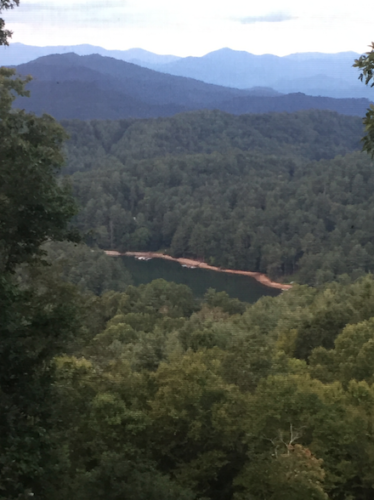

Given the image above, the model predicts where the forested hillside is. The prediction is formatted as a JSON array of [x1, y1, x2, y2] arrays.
[[50, 275, 374, 500], [62, 109, 363, 172], [60, 109, 374, 285]]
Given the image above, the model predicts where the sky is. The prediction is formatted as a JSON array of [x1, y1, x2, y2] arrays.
[[2, 0, 374, 57]]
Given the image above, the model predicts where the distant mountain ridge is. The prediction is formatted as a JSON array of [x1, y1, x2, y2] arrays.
[[0, 42, 181, 66], [2, 43, 371, 99], [150, 48, 370, 99], [13, 53, 251, 119], [12, 53, 373, 120]]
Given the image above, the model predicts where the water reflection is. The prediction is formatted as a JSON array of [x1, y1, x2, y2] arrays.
[[122, 256, 281, 304]]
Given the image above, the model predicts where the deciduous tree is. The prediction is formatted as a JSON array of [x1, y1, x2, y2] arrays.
[[0, 66, 80, 498]]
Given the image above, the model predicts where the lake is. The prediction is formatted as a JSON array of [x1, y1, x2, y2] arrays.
[[122, 256, 281, 303]]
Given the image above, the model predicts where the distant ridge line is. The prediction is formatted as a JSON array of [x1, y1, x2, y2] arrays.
[[10, 53, 372, 120]]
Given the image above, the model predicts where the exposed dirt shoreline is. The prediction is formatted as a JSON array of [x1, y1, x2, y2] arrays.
[[104, 250, 292, 291]]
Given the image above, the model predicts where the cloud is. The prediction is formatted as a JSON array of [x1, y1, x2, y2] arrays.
[[2, 0, 140, 26], [10, 0, 126, 10], [240, 12, 296, 24], [3, 0, 181, 29]]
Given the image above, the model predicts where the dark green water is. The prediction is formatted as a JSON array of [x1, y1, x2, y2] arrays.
[[122, 256, 281, 304]]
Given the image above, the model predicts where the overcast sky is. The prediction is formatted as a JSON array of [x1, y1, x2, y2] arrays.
[[2, 0, 373, 56]]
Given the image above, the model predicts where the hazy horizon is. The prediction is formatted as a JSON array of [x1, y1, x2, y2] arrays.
[[0, 41, 362, 60], [2, 1, 372, 58]]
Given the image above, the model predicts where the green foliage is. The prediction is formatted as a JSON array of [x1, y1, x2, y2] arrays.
[[354, 43, 374, 88], [354, 43, 374, 158], [294, 276, 374, 359], [235, 444, 328, 500], [60, 109, 374, 285], [0, 68, 79, 273], [52, 275, 374, 499], [12, 273, 371, 500], [204, 289, 246, 315], [72, 149, 374, 284], [0, 268, 83, 498], [0, 0, 19, 46], [52, 355, 197, 500], [147, 350, 249, 500], [0, 67, 80, 498], [88, 279, 197, 370], [62, 110, 363, 173], [43, 241, 132, 295], [310, 318, 374, 387]]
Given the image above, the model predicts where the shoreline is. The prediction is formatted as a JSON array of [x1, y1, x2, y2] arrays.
[[104, 250, 292, 291]]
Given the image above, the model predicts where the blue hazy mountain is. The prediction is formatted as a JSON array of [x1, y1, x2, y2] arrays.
[[147, 48, 371, 99], [0, 42, 181, 66], [2, 44, 370, 99], [12, 53, 372, 120], [12, 53, 253, 119]]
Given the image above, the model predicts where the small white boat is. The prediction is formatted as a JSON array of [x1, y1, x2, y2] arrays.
[[135, 256, 152, 261]]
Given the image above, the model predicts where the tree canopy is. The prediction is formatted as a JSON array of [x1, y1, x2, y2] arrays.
[[0, 68, 79, 273], [55, 109, 374, 286], [0, 63, 80, 498], [46, 274, 374, 500]]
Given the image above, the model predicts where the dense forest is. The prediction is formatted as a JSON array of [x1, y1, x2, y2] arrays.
[[47, 275, 374, 500], [9, 238, 374, 500], [59, 109, 374, 285]]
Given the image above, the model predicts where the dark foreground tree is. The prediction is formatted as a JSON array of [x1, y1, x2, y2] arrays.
[[0, 0, 19, 46], [354, 42, 374, 157], [0, 68, 80, 499], [0, 68, 78, 273]]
